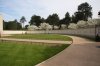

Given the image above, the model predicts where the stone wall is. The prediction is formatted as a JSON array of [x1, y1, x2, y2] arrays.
[[3, 27, 100, 39], [0, 15, 3, 33], [49, 28, 96, 39], [27, 27, 96, 39], [3, 30, 27, 34], [3, 27, 97, 39]]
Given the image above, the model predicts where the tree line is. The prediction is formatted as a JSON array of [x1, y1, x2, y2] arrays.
[[3, 2, 93, 30]]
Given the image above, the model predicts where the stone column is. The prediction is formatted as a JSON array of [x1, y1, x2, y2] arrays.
[[0, 15, 3, 36]]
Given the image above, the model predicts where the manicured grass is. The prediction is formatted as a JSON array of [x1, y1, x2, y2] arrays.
[[4, 34, 72, 41], [0, 41, 70, 66]]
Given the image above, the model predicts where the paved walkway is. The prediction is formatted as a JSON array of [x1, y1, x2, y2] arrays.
[[0, 38, 72, 44], [66, 35, 96, 44], [36, 36, 100, 66]]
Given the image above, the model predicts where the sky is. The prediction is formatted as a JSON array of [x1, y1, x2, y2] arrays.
[[0, 0, 100, 25]]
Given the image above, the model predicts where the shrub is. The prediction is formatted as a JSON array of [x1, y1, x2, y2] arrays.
[[77, 20, 88, 28], [87, 19, 100, 26], [28, 25, 38, 31], [39, 23, 52, 30], [54, 26, 59, 30], [61, 24, 67, 29], [68, 23, 78, 29]]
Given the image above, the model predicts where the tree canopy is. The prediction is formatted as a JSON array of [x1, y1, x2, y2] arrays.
[[20, 16, 26, 28], [3, 2, 93, 30], [46, 13, 59, 29], [29, 15, 44, 26], [77, 2, 92, 21], [3, 20, 22, 30]]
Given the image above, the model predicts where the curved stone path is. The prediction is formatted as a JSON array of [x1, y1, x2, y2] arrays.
[[36, 35, 100, 66]]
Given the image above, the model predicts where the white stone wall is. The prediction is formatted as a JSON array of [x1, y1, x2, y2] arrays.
[[3, 30, 27, 34], [26, 27, 96, 39], [48, 28, 96, 39], [3, 28, 96, 39], [0, 15, 3, 33]]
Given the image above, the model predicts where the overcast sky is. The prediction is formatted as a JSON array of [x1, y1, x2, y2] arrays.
[[0, 0, 100, 24]]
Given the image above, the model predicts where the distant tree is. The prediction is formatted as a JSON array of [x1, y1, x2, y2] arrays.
[[20, 16, 26, 29], [78, 2, 92, 21], [3, 20, 22, 30], [46, 15, 52, 24], [98, 11, 100, 18], [25, 25, 29, 30], [29, 15, 43, 26], [98, 11, 100, 15], [46, 13, 59, 29], [59, 12, 71, 28], [7, 21, 17, 30], [41, 18, 45, 22], [71, 15, 77, 23], [16, 22, 22, 30], [64, 12, 71, 27], [74, 11, 84, 22], [58, 19, 65, 29], [3, 20, 8, 30], [14, 19, 22, 30]]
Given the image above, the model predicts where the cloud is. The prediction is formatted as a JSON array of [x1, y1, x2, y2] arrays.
[[0, 0, 100, 22], [0, 12, 15, 21]]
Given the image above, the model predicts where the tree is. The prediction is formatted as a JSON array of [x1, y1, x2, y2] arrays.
[[64, 12, 71, 27], [98, 11, 100, 15], [98, 11, 100, 18], [71, 15, 77, 23], [58, 12, 71, 28], [29, 15, 43, 26], [3, 20, 22, 30], [14, 19, 22, 30], [20, 16, 26, 29], [58, 19, 64, 29], [46, 13, 59, 29], [25, 25, 29, 30], [78, 2, 92, 21], [74, 11, 84, 22], [3, 20, 8, 30]]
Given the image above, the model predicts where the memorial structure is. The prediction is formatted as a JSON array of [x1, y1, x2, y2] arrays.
[[0, 15, 3, 36]]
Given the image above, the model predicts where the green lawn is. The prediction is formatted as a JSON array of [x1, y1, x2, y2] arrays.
[[4, 34, 72, 41], [0, 41, 70, 66]]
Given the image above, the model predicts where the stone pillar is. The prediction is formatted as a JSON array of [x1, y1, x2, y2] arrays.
[[0, 15, 3, 36]]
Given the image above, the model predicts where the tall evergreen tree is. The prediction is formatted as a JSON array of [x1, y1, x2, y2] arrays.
[[59, 12, 71, 28], [64, 12, 71, 25], [20, 16, 26, 28]]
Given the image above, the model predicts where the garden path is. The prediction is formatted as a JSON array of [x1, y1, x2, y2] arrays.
[[36, 35, 100, 66]]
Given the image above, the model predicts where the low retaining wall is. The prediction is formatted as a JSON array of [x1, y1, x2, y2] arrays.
[[2, 27, 98, 40], [3, 30, 27, 34], [28, 27, 97, 40], [49, 28, 96, 39]]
